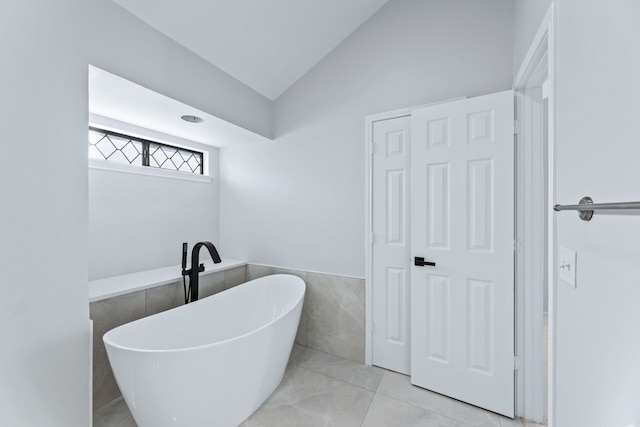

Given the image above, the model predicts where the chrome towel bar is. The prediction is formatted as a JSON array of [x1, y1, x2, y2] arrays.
[[553, 196, 640, 221]]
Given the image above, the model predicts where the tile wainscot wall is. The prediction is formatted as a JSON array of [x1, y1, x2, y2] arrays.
[[90, 264, 365, 412]]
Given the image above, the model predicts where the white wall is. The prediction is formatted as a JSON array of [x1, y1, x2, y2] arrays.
[[0, 3, 90, 425], [86, 4, 273, 140], [554, 1, 640, 425], [0, 1, 270, 425], [220, 0, 514, 278], [514, 0, 553, 76], [88, 124, 220, 280]]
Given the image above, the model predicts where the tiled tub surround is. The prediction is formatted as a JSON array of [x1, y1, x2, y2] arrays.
[[90, 263, 366, 412], [248, 265, 366, 363], [88, 259, 247, 302]]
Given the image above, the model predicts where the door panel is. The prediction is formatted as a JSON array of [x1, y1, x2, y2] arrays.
[[426, 163, 450, 249], [371, 116, 411, 374], [425, 273, 450, 364], [410, 91, 515, 417]]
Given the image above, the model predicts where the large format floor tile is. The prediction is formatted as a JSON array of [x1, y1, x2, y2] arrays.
[[240, 365, 373, 427], [362, 393, 470, 427], [93, 346, 528, 427], [93, 398, 136, 427], [291, 346, 385, 392], [376, 371, 518, 427]]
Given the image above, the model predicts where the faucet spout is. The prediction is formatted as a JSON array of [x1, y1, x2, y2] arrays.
[[183, 241, 222, 303], [192, 241, 222, 265]]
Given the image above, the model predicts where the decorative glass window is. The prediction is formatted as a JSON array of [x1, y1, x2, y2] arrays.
[[88, 127, 204, 175]]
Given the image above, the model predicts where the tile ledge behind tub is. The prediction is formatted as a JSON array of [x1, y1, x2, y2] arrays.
[[89, 258, 247, 302]]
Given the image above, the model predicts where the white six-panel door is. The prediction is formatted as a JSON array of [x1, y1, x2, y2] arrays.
[[371, 116, 412, 374], [409, 91, 514, 417]]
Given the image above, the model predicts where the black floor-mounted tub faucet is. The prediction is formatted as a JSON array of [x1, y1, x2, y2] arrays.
[[181, 241, 222, 303]]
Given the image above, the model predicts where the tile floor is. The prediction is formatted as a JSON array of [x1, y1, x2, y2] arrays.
[[94, 345, 527, 427]]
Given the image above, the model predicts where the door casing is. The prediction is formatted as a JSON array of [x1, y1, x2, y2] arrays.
[[512, 3, 555, 423]]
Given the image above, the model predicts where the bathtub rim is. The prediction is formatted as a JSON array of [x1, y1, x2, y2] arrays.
[[103, 273, 305, 354]]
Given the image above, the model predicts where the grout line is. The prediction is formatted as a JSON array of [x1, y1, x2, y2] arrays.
[[248, 262, 365, 280], [93, 396, 125, 417], [359, 390, 376, 427], [289, 345, 383, 393]]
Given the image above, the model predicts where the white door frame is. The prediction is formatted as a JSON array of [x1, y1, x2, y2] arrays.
[[513, 3, 555, 424], [365, 4, 556, 422]]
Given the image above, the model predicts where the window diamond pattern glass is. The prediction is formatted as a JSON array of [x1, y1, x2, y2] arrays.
[[88, 127, 203, 175], [89, 129, 143, 166], [95, 135, 116, 159], [147, 143, 203, 173]]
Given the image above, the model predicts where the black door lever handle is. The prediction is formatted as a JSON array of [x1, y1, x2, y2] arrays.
[[414, 257, 436, 267]]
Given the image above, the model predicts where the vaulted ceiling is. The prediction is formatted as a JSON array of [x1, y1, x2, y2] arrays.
[[112, 0, 389, 100]]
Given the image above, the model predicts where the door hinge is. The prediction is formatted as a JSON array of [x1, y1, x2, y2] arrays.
[[514, 119, 521, 135], [515, 239, 523, 252], [370, 321, 376, 333], [514, 355, 524, 371]]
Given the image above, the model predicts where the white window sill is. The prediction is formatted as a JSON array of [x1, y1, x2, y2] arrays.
[[89, 258, 247, 302], [89, 158, 213, 183]]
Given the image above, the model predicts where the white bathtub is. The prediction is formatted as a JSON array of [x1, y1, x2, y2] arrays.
[[103, 274, 305, 427]]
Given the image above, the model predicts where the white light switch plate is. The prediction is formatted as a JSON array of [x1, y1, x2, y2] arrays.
[[559, 247, 577, 288]]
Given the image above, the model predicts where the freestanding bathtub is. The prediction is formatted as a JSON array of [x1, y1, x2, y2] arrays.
[[103, 274, 305, 427]]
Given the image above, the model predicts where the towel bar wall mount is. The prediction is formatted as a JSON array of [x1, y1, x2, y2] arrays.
[[553, 196, 640, 221]]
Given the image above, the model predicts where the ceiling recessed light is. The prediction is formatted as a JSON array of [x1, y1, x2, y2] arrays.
[[181, 115, 204, 123]]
